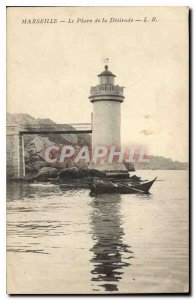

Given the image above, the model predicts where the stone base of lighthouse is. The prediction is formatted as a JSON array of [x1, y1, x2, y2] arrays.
[[89, 161, 130, 178]]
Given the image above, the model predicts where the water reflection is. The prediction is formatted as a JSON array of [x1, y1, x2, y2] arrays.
[[135, 193, 152, 200], [7, 182, 61, 201], [90, 194, 133, 292]]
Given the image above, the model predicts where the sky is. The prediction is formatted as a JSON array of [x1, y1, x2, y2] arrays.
[[7, 7, 189, 162]]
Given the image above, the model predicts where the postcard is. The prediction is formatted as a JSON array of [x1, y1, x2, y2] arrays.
[[6, 6, 189, 294]]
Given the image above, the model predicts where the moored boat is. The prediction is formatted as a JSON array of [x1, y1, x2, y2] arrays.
[[90, 177, 157, 195]]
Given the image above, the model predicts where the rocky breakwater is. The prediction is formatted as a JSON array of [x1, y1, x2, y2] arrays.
[[33, 166, 106, 188]]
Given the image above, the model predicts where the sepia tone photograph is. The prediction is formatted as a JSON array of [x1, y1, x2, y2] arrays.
[[6, 6, 189, 294]]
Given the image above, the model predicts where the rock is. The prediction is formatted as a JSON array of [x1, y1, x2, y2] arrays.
[[33, 161, 48, 171], [27, 136, 55, 157], [35, 167, 59, 179], [123, 161, 135, 171], [59, 167, 106, 179], [87, 169, 106, 178], [130, 175, 141, 182], [59, 167, 80, 179]]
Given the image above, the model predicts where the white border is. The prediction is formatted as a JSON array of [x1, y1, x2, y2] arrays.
[[0, 0, 193, 299], [0, 0, 6, 298], [1, 0, 194, 6]]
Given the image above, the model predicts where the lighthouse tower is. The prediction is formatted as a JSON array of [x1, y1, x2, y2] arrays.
[[89, 65, 128, 176]]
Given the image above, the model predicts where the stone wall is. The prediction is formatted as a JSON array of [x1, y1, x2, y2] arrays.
[[7, 127, 25, 178]]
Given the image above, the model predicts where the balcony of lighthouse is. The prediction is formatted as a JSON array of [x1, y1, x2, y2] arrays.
[[90, 84, 124, 97]]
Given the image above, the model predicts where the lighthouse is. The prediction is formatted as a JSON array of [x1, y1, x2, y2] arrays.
[[89, 65, 128, 177]]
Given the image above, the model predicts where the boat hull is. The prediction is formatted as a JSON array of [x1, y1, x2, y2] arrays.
[[90, 177, 157, 195]]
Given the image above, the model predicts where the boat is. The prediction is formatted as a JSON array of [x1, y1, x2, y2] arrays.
[[90, 177, 157, 195]]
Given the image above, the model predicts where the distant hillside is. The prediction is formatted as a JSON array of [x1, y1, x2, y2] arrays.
[[7, 113, 38, 126], [134, 155, 188, 170]]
